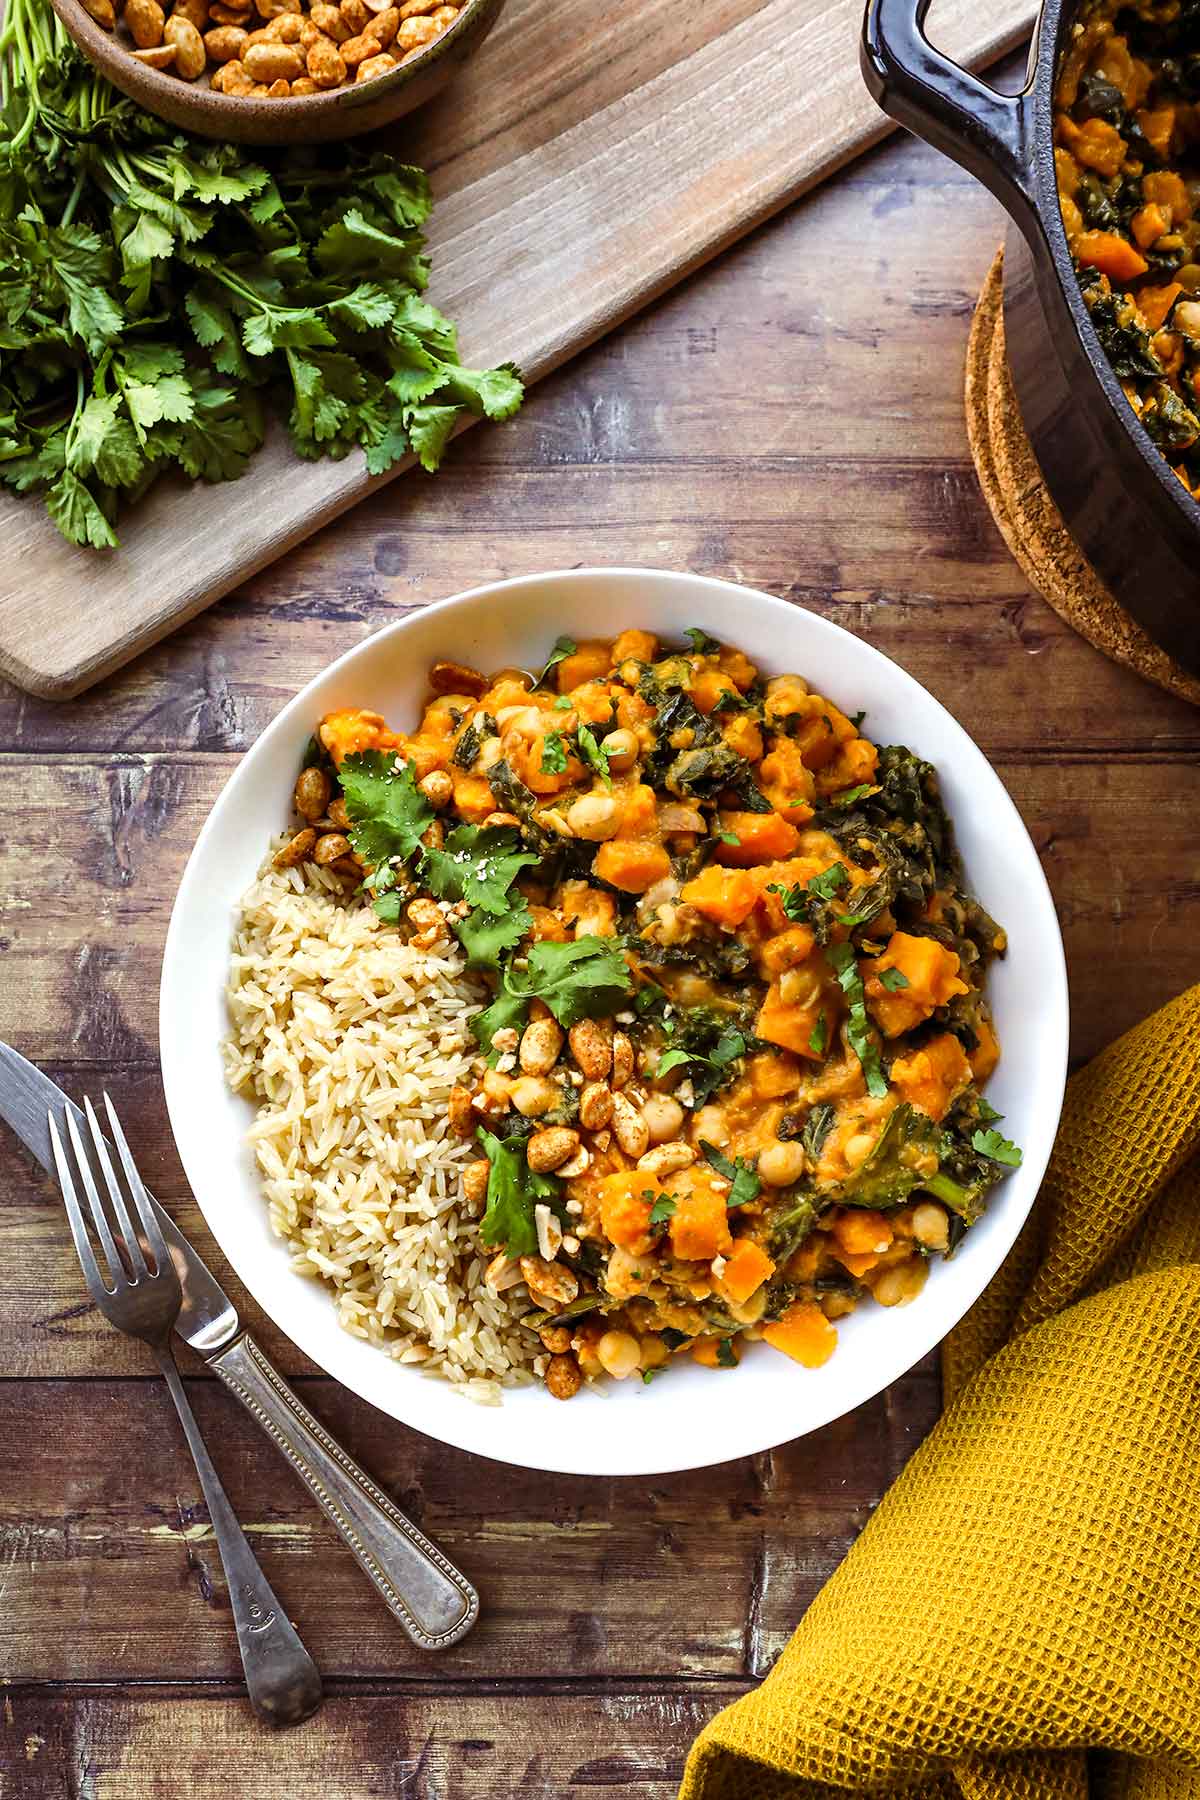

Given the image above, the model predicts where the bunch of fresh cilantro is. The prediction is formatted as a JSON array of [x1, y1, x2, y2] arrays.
[[0, 0, 523, 548]]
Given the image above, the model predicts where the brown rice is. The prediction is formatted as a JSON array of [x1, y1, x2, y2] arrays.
[[222, 852, 537, 1405]]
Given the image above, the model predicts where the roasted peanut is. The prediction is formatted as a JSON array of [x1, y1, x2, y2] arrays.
[[568, 1018, 612, 1081], [264, 12, 302, 37], [293, 764, 331, 820], [243, 38, 303, 75], [273, 828, 316, 868], [309, 0, 350, 31], [398, 40, 426, 62], [365, 2, 397, 40], [126, 0, 165, 47], [79, 0, 116, 26], [132, 40, 177, 63], [611, 1030, 634, 1091], [406, 896, 447, 948], [637, 1141, 695, 1178], [545, 1353, 582, 1400], [312, 832, 352, 866], [520, 1256, 579, 1307], [538, 1325, 572, 1355], [210, 52, 251, 83], [164, 14, 207, 74], [485, 1251, 522, 1293], [578, 1081, 614, 1131], [398, 0, 436, 13], [519, 1017, 564, 1077], [255, 0, 301, 15], [329, 856, 361, 878], [461, 1159, 490, 1206], [356, 45, 394, 73], [204, 22, 248, 56], [526, 1127, 581, 1174], [611, 1092, 650, 1159], [340, 0, 369, 27], [209, 1, 251, 21], [447, 1084, 474, 1137], [397, 11, 437, 46], [172, 0, 211, 28]]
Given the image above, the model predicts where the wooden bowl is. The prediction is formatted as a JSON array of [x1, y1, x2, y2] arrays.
[[50, 0, 504, 143]]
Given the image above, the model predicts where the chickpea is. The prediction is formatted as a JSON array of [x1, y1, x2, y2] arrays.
[[638, 1334, 669, 1370], [778, 965, 821, 1008], [596, 1329, 641, 1380], [417, 771, 452, 812], [871, 1258, 929, 1308], [758, 1139, 807, 1187], [600, 727, 639, 772], [844, 1132, 877, 1169], [509, 1075, 559, 1118], [566, 794, 622, 841], [691, 1104, 729, 1147], [545, 1353, 582, 1400], [641, 1093, 684, 1144], [911, 1201, 950, 1252]]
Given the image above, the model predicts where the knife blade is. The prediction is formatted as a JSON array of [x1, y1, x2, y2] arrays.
[[0, 1039, 480, 1649], [0, 1042, 239, 1354]]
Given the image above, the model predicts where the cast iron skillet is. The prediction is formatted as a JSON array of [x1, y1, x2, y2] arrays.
[[861, 0, 1200, 680]]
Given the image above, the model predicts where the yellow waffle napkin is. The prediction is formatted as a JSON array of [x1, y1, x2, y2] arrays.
[[680, 986, 1200, 1800]]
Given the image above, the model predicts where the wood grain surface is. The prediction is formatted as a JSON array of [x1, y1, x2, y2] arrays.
[[4, 64, 1200, 1800], [0, 0, 1035, 699]]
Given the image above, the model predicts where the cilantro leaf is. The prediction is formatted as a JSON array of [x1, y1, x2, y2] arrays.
[[505, 937, 633, 1027], [977, 1096, 1002, 1124], [699, 1141, 761, 1208], [576, 724, 612, 788], [477, 1127, 557, 1257], [407, 401, 460, 473], [540, 731, 568, 775], [655, 1030, 746, 1093], [808, 863, 850, 901], [423, 824, 538, 915], [715, 1338, 738, 1368], [879, 968, 910, 992], [808, 1012, 829, 1056], [455, 903, 531, 971], [825, 943, 888, 1099], [534, 636, 576, 689], [340, 752, 433, 870], [649, 1193, 677, 1226], [971, 1128, 1023, 1167], [472, 988, 529, 1058], [45, 470, 118, 549]]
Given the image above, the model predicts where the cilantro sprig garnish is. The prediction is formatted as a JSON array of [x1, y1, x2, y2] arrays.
[[699, 1142, 761, 1209], [825, 943, 888, 1098], [476, 1127, 558, 1258], [534, 636, 577, 689], [504, 938, 634, 1028], [0, 0, 523, 548], [971, 1128, 1023, 1168], [341, 753, 433, 871], [655, 1029, 746, 1100], [575, 724, 613, 789], [540, 732, 569, 775]]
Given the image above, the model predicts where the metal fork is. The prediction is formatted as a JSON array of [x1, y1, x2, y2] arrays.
[[49, 1094, 323, 1728]]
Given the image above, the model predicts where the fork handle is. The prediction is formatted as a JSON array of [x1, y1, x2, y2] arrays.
[[154, 1348, 323, 1727], [208, 1332, 478, 1651]]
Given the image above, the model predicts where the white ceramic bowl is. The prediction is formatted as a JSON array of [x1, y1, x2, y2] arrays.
[[161, 568, 1069, 1477]]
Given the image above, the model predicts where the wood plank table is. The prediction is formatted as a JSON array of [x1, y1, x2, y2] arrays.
[[4, 70, 1200, 1796]]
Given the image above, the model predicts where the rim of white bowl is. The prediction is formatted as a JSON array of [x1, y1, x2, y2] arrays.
[[160, 567, 1069, 1476]]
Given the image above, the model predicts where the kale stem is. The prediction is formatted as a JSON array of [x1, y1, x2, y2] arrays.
[[924, 1171, 972, 1216]]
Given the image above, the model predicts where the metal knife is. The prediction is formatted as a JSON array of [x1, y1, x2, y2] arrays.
[[0, 1042, 478, 1652]]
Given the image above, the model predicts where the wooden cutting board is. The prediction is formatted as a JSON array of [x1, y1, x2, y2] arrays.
[[0, 0, 1032, 698]]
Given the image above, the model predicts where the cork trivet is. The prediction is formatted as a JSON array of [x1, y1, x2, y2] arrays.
[[964, 247, 1200, 707]]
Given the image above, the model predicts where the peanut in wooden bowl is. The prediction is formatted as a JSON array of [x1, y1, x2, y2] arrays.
[[49, 0, 504, 143]]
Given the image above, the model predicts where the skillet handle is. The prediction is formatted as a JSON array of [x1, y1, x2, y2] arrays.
[[860, 0, 1038, 223]]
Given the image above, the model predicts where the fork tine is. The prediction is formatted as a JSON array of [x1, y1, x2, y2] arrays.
[[48, 1111, 110, 1301], [104, 1092, 169, 1276], [84, 1095, 147, 1278], [64, 1106, 125, 1285]]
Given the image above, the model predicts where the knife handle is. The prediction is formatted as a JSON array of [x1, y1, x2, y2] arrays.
[[209, 1332, 478, 1651]]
